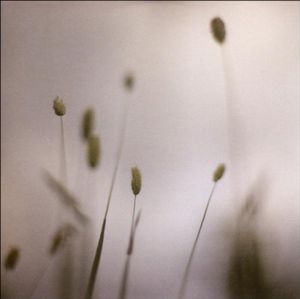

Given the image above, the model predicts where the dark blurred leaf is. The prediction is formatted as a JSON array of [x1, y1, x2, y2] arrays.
[[43, 171, 89, 225], [4, 247, 20, 270], [49, 223, 77, 255]]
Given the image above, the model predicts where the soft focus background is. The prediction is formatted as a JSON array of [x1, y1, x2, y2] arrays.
[[1, 1, 299, 299]]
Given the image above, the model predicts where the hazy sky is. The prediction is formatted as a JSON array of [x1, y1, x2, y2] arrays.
[[1, 2, 299, 299]]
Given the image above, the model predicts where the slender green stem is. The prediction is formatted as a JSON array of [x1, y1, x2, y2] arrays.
[[60, 116, 68, 186], [221, 48, 240, 198], [85, 218, 106, 299], [119, 195, 139, 299], [127, 195, 137, 255], [177, 182, 217, 299], [118, 255, 131, 299]]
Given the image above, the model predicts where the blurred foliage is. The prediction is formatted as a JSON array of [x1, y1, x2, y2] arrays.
[[227, 189, 297, 299], [4, 247, 20, 271]]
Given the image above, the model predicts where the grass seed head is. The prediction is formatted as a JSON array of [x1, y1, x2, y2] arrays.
[[53, 96, 66, 116], [211, 17, 226, 44], [213, 163, 226, 182], [124, 73, 135, 91], [82, 108, 95, 140], [88, 135, 100, 168], [131, 167, 142, 195]]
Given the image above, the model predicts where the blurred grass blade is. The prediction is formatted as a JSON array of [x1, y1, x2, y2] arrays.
[[44, 171, 88, 225], [49, 223, 77, 255], [85, 217, 106, 299], [4, 247, 20, 270]]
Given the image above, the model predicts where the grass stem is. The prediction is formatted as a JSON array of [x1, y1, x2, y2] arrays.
[[177, 182, 217, 299], [60, 116, 68, 186], [119, 199, 141, 299]]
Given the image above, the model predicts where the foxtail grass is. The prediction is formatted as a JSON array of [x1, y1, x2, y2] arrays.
[[53, 96, 68, 185], [118, 167, 142, 299], [211, 17, 242, 197], [177, 164, 226, 299]]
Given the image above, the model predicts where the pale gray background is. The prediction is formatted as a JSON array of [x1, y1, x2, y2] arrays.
[[1, 1, 299, 299]]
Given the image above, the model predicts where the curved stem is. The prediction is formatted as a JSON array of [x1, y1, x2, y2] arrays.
[[177, 182, 217, 299]]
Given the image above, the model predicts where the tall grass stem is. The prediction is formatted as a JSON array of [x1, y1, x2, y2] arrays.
[[60, 117, 68, 186], [177, 182, 217, 299]]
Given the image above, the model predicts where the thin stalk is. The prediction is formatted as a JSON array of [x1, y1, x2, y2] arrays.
[[131, 195, 137, 233], [127, 195, 137, 256], [119, 197, 140, 299], [85, 218, 106, 299], [60, 116, 68, 186], [85, 100, 129, 299], [220, 48, 241, 198], [118, 255, 131, 299], [177, 182, 217, 299]]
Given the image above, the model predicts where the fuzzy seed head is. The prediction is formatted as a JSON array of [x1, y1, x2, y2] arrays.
[[124, 73, 134, 91], [53, 96, 66, 116], [88, 135, 100, 168], [131, 167, 142, 195], [213, 163, 226, 182], [211, 17, 226, 44], [82, 108, 95, 140], [5, 247, 20, 270]]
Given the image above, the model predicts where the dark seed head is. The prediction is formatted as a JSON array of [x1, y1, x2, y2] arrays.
[[213, 163, 226, 182], [53, 96, 66, 116], [131, 167, 142, 195], [211, 17, 226, 44], [82, 108, 95, 140], [124, 73, 135, 91], [88, 135, 100, 168]]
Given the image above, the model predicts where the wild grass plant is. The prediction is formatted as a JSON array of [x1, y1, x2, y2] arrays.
[[2, 14, 298, 299], [177, 164, 226, 299], [118, 167, 143, 299]]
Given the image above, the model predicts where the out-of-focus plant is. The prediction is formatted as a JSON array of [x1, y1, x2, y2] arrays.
[[227, 187, 298, 299], [4, 247, 20, 271]]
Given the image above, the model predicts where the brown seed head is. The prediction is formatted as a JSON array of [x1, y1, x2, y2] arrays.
[[82, 108, 95, 140], [211, 17, 226, 44], [131, 167, 142, 195], [88, 135, 100, 168], [213, 163, 226, 182], [53, 96, 66, 116]]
